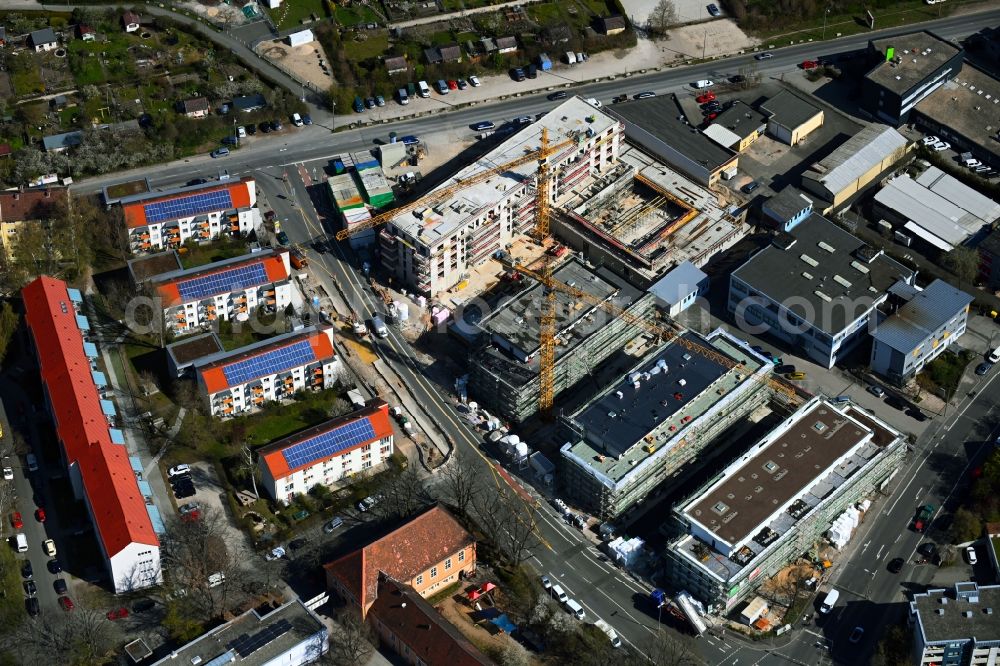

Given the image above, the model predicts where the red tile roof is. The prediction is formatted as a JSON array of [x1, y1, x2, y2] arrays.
[[154, 250, 289, 305], [22, 277, 158, 558], [369, 577, 493, 666], [0, 188, 67, 222], [198, 326, 337, 394], [122, 177, 254, 229], [324, 505, 474, 613], [259, 400, 392, 480]]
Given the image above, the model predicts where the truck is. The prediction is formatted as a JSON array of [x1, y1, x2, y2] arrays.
[[913, 504, 935, 532]]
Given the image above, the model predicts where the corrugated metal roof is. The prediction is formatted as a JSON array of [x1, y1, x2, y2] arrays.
[[805, 125, 908, 197], [872, 279, 973, 351], [915, 166, 1000, 224]]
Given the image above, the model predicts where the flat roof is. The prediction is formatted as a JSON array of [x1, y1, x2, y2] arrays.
[[912, 584, 1000, 643], [150, 599, 324, 666], [127, 250, 183, 283], [685, 401, 875, 546], [866, 31, 961, 94], [759, 90, 824, 130], [609, 95, 737, 172], [388, 96, 619, 244], [803, 125, 909, 197], [710, 101, 769, 140], [872, 279, 973, 352], [166, 332, 224, 366], [915, 64, 1000, 159], [562, 329, 769, 484], [732, 213, 913, 335]]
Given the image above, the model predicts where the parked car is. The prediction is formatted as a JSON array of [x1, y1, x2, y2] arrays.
[[168, 464, 191, 478], [707, 3, 721, 15], [469, 75, 481, 86]]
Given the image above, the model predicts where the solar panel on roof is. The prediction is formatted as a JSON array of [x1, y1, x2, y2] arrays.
[[176, 263, 268, 301], [221, 340, 315, 386], [143, 189, 233, 224], [227, 618, 292, 658], [282, 418, 377, 470]]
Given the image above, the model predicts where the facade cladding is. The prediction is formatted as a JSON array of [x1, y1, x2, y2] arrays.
[[468, 257, 651, 423], [729, 213, 914, 368], [861, 30, 964, 125], [665, 399, 906, 611], [558, 328, 775, 521]]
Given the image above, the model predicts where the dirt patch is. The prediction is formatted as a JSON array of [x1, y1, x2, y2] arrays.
[[256, 39, 334, 89]]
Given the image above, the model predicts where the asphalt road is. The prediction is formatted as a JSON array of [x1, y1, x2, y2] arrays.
[[72, 8, 1000, 198]]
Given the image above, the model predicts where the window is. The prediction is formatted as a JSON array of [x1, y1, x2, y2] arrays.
[[415, 574, 423, 585], [430, 566, 438, 578]]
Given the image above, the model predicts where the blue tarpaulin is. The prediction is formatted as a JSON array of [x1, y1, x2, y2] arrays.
[[67, 287, 83, 302], [92, 370, 106, 386], [100, 399, 116, 416], [83, 341, 98, 358], [76, 314, 90, 330], [110, 429, 125, 444]]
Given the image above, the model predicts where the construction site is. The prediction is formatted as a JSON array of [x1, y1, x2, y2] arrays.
[[554, 145, 749, 288]]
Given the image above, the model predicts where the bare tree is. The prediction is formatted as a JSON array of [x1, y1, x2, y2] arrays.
[[13, 607, 121, 666], [647, 0, 679, 36]]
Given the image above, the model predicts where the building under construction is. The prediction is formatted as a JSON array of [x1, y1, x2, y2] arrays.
[[559, 328, 779, 521], [468, 256, 653, 424], [554, 146, 748, 288], [379, 97, 624, 297]]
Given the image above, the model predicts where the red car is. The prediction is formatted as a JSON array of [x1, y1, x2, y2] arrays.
[[696, 92, 716, 103], [10, 512, 22, 529], [35, 508, 46, 523], [801, 60, 818, 70], [447, 79, 458, 91], [107, 607, 129, 621], [59, 596, 74, 612]]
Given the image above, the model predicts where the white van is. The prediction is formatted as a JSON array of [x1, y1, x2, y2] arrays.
[[551, 584, 568, 603], [25, 454, 38, 472], [564, 598, 585, 620], [14, 533, 28, 553], [989, 346, 1000, 363], [693, 79, 714, 89], [819, 588, 839, 613], [594, 619, 622, 648], [417, 80, 431, 98]]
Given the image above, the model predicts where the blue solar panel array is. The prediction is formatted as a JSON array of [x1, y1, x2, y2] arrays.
[[143, 189, 233, 224], [176, 263, 268, 301], [221, 340, 315, 386], [282, 418, 377, 470]]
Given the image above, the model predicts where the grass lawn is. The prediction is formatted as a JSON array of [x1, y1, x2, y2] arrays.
[[344, 32, 390, 62], [336, 5, 379, 26], [267, 0, 328, 29], [759, 0, 949, 42]]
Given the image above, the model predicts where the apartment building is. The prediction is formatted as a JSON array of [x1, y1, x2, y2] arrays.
[[194, 326, 341, 417], [325, 505, 476, 618], [259, 399, 394, 504], [147, 249, 293, 335], [665, 398, 906, 612], [379, 96, 622, 296], [23, 277, 162, 593], [559, 328, 775, 521], [122, 177, 259, 254]]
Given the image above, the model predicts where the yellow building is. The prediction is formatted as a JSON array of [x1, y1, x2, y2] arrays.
[[0, 188, 67, 259]]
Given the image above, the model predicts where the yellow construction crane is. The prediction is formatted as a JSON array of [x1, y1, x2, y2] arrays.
[[334, 131, 580, 241], [500, 259, 802, 407]]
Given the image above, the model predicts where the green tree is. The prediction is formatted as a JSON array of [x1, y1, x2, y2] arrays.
[[0, 303, 19, 368], [949, 506, 982, 544]]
